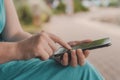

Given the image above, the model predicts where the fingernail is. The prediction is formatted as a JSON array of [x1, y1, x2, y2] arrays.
[[77, 49, 82, 53], [64, 53, 67, 57], [67, 44, 72, 49], [68, 47, 72, 50]]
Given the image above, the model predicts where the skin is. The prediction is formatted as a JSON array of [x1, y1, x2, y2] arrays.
[[0, 0, 92, 67]]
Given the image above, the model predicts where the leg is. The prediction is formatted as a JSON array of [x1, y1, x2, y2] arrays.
[[0, 58, 104, 80]]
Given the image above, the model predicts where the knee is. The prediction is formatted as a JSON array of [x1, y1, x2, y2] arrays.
[[71, 61, 104, 80], [79, 61, 94, 70], [71, 61, 94, 74]]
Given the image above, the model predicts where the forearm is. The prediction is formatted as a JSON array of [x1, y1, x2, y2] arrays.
[[3, 31, 32, 42], [3, 0, 32, 42], [0, 32, 33, 64], [9, 31, 32, 41], [0, 42, 18, 64]]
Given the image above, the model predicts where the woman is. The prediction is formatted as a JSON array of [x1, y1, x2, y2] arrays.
[[0, 0, 104, 80]]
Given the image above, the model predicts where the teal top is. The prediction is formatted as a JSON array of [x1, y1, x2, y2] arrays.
[[0, 0, 5, 33], [0, 0, 104, 80]]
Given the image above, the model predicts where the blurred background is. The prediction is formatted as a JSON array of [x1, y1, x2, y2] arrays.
[[13, 0, 120, 80]]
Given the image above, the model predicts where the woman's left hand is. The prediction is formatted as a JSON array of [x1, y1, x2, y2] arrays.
[[61, 40, 92, 67]]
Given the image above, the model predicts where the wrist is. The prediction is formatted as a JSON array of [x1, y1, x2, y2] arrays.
[[0, 42, 20, 63], [9, 42, 22, 60], [15, 39, 35, 60], [15, 41, 25, 60]]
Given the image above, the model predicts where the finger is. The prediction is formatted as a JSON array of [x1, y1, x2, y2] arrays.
[[39, 48, 50, 60], [70, 50, 78, 67], [84, 50, 90, 58], [61, 53, 68, 66], [44, 44, 53, 56], [68, 39, 92, 46], [48, 33, 72, 50], [40, 39, 53, 56], [41, 32, 57, 52], [76, 49, 85, 66], [48, 40, 57, 52], [46, 39, 57, 52]]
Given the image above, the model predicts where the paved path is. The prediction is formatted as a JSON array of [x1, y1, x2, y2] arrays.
[[42, 7, 120, 80]]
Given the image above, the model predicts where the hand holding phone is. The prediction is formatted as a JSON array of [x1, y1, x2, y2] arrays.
[[52, 37, 111, 60]]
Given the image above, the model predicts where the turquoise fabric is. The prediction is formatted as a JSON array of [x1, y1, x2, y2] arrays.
[[0, 0, 104, 80], [0, 59, 104, 80], [0, 0, 5, 33]]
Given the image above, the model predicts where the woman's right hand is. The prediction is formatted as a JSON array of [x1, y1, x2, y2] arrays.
[[16, 31, 72, 60]]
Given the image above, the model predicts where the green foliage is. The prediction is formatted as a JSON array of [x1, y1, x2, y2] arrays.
[[53, 1, 66, 14], [74, 0, 88, 12], [53, 0, 88, 14], [22, 24, 42, 34], [17, 5, 32, 25], [41, 13, 50, 22], [109, 0, 120, 7]]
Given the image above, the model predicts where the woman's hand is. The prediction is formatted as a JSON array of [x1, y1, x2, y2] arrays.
[[60, 40, 92, 67], [16, 31, 92, 67], [16, 31, 72, 60]]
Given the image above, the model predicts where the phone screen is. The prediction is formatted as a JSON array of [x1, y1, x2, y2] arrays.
[[72, 37, 111, 50]]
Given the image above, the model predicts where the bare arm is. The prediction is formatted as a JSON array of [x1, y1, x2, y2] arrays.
[[0, 0, 89, 67], [0, 42, 18, 63], [0, 0, 71, 64], [0, 0, 32, 64], [2, 0, 31, 41]]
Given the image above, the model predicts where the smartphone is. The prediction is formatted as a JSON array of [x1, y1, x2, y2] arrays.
[[52, 37, 111, 59]]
